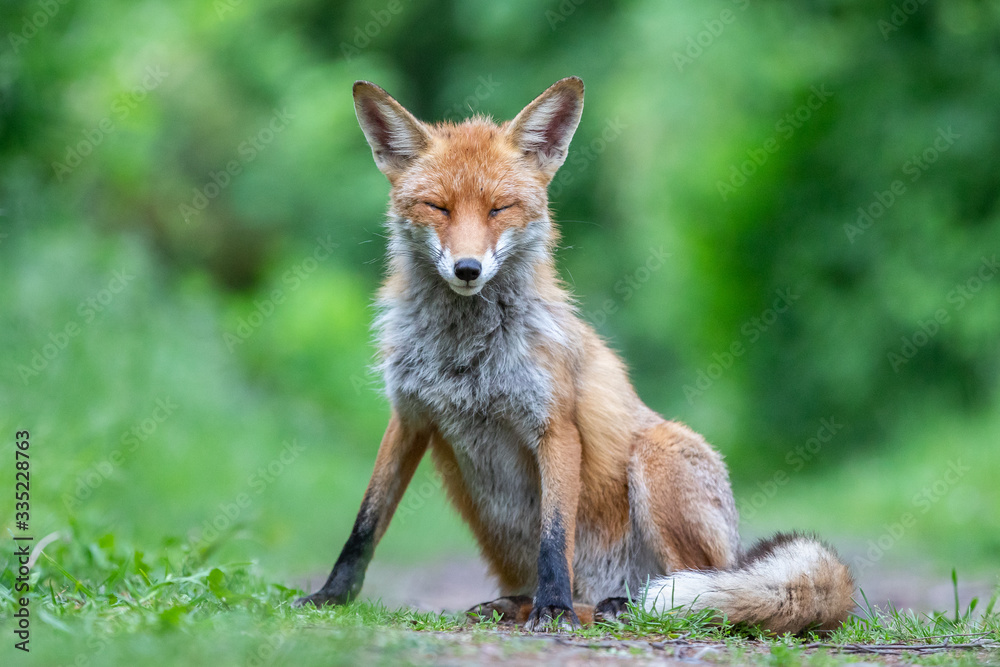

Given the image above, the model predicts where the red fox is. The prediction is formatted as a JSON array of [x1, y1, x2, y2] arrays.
[[297, 77, 855, 633]]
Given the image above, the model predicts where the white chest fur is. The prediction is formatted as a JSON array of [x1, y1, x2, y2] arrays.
[[376, 261, 569, 584]]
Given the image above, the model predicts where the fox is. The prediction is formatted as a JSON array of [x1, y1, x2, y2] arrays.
[[296, 76, 855, 633]]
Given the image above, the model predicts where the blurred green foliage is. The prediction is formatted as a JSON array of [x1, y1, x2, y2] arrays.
[[1, 0, 999, 581]]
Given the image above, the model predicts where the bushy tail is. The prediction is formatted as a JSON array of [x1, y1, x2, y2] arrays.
[[643, 533, 855, 634]]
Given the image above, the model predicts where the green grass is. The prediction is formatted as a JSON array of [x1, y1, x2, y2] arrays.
[[3, 531, 998, 666]]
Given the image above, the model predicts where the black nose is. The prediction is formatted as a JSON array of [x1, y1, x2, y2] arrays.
[[454, 258, 482, 282]]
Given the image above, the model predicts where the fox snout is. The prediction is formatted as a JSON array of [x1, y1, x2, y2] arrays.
[[432, 234, 507, 297], [447, 254, 486, 296], [453, 258, 481, 282]]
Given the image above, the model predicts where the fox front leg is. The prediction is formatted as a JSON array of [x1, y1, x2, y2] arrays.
[[524, 415, 583, 631], [296, 499, 376, 606], [296, 415, 428, 606]]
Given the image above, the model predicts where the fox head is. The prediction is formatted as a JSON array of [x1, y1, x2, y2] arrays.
[[353, 77, 584, 296]]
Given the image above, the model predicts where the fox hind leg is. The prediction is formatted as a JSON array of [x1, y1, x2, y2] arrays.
[[629, 421, 740, 573]]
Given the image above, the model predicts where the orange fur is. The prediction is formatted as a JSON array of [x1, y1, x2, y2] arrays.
[[365, 415, 431, 543]]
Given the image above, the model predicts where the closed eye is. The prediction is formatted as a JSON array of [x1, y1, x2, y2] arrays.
[[489, 204, 516, 217], [424, 202, 450, 216]]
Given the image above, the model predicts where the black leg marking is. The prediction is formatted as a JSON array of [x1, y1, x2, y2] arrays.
[[295, 496, 377, 607], [525, 511, 579, 631]]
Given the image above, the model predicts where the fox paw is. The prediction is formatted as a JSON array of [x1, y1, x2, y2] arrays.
[[524, 604, 580, 632], [466, 595, 533, 624], [293, 590, 349, 608], [594, 597, 630, 623]]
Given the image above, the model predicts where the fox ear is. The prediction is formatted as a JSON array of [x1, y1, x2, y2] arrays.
[[353, 81, 430, 179], [507, 77, 584, 179]]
